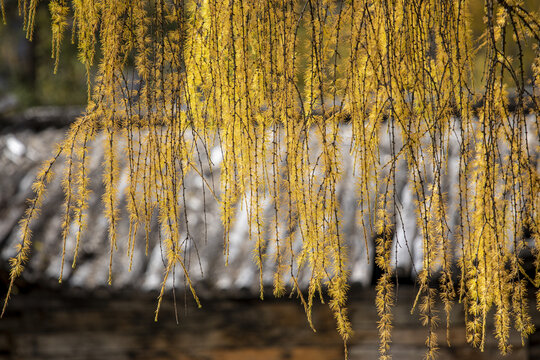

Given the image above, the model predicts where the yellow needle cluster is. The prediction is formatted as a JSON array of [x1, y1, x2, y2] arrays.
[[2, 1, 539, 358]]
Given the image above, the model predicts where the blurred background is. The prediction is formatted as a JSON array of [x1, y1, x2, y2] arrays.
[[0, 0, 539, 359]]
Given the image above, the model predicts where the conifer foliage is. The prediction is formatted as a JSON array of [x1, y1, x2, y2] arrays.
[[2, 0, 540, 358]]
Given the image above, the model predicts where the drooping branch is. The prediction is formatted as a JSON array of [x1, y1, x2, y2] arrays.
[[1, 1, 539, 359]]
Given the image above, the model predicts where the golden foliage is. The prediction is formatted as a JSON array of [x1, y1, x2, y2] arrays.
[[2, 0, 540, 358]]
